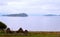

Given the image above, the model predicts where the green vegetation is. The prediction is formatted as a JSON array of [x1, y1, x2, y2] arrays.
[[0, 22, 7, 33], [0, 32, 60, 37], [0, 22, 7, 30]]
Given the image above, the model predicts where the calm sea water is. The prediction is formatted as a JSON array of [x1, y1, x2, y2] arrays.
[[0, 16, 60, 31]]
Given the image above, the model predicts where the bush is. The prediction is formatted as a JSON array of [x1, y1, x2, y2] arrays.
[[6, 28, 11, 32], [0, 21, 7, 30], [17, 28, 24, 33], [24, 30, 28, 33], [6, 28, 13, 33], [24, 30, 28, 36]]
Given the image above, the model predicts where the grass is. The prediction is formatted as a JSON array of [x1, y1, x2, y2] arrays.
[[0, 31, 60, 37]]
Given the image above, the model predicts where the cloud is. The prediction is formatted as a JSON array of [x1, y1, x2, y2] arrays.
[[0, 0, 60, 14], [0, 0, 7, 6]]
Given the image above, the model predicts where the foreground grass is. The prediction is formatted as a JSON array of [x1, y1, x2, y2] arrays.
[[0, 32, 60, 37]]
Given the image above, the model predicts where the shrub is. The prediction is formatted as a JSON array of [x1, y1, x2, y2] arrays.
[[24, 30, 28, 36], [6, 28, 11, 33], [0, 21, 7, 30], [17, 28, 24, 33]]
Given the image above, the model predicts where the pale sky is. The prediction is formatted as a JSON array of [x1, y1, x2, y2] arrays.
[[0, 0, 60, 15]]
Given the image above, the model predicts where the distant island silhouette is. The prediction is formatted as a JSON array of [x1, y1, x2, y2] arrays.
[[2, 13, 28, 17], [44, 14, 59, 16]]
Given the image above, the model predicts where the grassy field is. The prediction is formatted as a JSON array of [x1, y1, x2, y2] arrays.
[[0, 32, 60, 37]]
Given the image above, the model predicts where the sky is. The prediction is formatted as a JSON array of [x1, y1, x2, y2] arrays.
[[0, 0, 60, 15]]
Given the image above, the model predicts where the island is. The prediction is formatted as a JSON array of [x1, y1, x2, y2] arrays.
[[44, 14, 59, 16], [2, 13, 28, 17]]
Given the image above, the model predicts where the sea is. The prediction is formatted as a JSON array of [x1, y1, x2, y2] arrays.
[[0, 16, 60, 31]]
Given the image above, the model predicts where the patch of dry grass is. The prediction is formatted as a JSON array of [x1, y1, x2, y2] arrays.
[[0, 32, 60, 37]]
